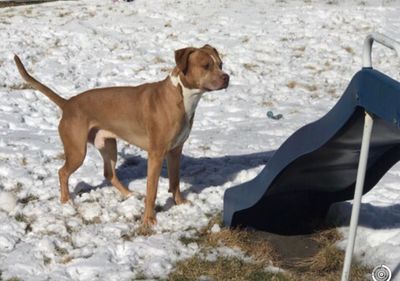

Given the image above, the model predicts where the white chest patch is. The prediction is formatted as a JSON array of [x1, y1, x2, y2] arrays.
[[169, 73, 204, 148]]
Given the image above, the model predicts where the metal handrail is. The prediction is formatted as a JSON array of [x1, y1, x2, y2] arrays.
[[363, 32, 400, 68]]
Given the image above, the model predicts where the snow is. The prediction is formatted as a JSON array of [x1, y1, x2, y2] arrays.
[[0, 0, 400, 280], [0, 191, 17, 213], [210, 224, 221, 234]]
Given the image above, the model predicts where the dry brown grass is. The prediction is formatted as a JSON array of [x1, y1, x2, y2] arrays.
[[243, 63, 259, 72], [60, 255, 73, 264], [312, 227, 342, 246], [241, 36, 250, 43], [343, 46, 355, 55], [171, 215, 284, 281], [298, 244, 344, 273], [292, 228, 370, 281], [286, 80, 317, 92], [154, 56, 166, 64], [18, 194, 39, 204], [206, 229, 276, 264], [82, 216, 101, 225], [262, 100, 274, 107], [293, 248, 369, 281], [287, 80, 297, 89], [5, 278, 23, 281], [170, 216, 371, 281], [21, 157, 28, 166], [168, 256, 289, 281], [8, 83, 34, 90]]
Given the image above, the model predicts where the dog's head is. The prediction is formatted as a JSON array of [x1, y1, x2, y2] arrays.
[[174, 45, 229, 91]]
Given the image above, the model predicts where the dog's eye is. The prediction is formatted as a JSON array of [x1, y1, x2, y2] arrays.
[[219, 63, 223, 69], [203, 63, 210, 70]]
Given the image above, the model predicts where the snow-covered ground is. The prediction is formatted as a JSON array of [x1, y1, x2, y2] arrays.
[[1, 0, 400, 280]]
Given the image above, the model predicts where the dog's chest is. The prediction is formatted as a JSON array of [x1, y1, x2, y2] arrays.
[[171, 81, 203, 149], [172, 116, 193, 149]]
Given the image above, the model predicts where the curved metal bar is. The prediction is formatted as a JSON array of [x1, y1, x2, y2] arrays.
[[363, 32, 400, 68]]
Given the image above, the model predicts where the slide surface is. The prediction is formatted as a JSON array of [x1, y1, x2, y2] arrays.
[[223, 68, 400, 234]]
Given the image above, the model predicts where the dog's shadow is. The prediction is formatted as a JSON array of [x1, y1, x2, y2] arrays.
[[74, 150, 274, 201]]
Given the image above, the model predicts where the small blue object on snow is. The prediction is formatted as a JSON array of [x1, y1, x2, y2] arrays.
[[266, 111, 283, 120]]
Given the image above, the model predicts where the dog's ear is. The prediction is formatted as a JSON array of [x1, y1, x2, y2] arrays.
[[202, 44, 220, 59], [175, 47, 196, 75]]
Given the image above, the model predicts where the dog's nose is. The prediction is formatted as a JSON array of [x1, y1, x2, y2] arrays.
[[222, 73, 230, 84]]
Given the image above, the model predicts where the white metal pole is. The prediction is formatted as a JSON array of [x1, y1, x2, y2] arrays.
[[341, 112, 374, 281]]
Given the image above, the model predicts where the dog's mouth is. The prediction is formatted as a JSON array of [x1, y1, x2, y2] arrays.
[[204, 85, 228, 92], [215, 80, 229, 91], [204, 75, 230, 91]]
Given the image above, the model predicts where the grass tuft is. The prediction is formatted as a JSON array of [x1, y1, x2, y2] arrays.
[[14, 213, 29, 224], [286, 80, 317, 92], [18, 195, 39, 205], [8, 83, 33, 90], [54, 245, 68, 256], [5, 278, 23, 281], [206, 229, 276, 264], [287, 81, 297, 89], [292, 228, 370, 281], [343, 46, 355, 55], [243, 63, 259, 72], [168, 256, 287, 281]]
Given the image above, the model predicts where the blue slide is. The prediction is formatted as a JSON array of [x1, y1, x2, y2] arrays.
[[223, 47, 400, 235]]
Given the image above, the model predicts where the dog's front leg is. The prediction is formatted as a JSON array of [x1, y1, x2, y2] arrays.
[[167, 145, 188, 205], [143, 151, 165, 226]]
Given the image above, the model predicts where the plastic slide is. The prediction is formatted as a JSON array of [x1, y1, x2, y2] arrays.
[[223, 37, 400, 235]]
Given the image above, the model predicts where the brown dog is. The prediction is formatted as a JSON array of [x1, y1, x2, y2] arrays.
[[14, 45, 229, 225]]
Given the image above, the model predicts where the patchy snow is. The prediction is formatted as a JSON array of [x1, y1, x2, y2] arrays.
[[1, 0, 400, 280], [0, 191, 17, 213]]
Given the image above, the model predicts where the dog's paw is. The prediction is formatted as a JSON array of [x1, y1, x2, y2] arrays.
[[174, 197, 192, 205], [120, 190, 135, 200], [143, 214, 157, 226], [137, 223, 155, 236], [62, 200, 77, 216], [60, 196, 71, 204]]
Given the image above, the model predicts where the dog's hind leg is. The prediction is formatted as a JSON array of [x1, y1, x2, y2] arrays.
[[98, 138, 132, 198], [58, 118, 88, 203]]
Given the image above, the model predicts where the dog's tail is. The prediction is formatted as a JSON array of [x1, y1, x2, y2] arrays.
[[14, 55, 67, 109]]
